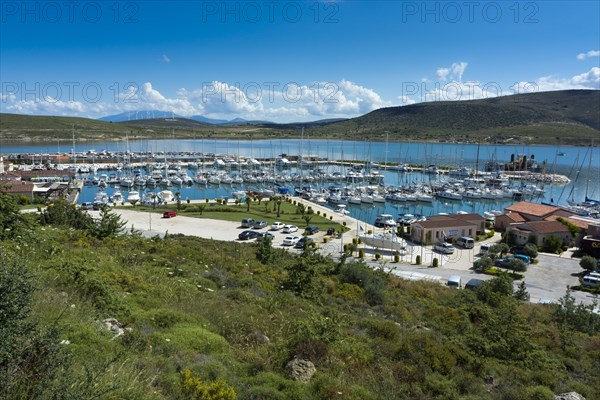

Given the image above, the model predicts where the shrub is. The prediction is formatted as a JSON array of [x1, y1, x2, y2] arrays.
[[358, 249, 365, 259], [580, 255, 598, 272], [180, 368, 237, 400], [416, 255, 421, 265], [393, 254, 400, 263], [523, 244, 538, 259], [432, 258, 439, 268], [374, 253, 381, 260]]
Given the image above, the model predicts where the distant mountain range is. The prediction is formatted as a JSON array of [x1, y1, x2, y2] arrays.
[[1, 90, 598, 145], [98, 111, 272, 125]]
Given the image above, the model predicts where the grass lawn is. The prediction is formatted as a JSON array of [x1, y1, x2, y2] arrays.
[[123, 199, 349, 233]]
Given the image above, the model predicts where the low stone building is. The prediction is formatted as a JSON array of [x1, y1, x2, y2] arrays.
[[0, 181, 35, 200], [411, 213, 486, 245], [507, 220, 572, 247]]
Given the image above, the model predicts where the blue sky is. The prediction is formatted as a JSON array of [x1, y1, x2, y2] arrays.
[[1, 0, 599, 122]]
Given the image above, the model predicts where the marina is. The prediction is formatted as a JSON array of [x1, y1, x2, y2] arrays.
[[1, 139, 599, 225]]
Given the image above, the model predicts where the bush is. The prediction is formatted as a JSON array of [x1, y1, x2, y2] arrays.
[[432, 258, 439, 268], [375, 253, 381, 260], [358, 249, 365, 259], [523, 244, 538, 259], [416, 255, 421, 265], [580, 255, 598, 272], [393, 254, 400, 263]]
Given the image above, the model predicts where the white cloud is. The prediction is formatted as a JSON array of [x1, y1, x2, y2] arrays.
[[435, 62, 468, 82], [161, 54, 171, 63], [577, 50, 600, 60], [0, 80, 393, 122], [436, 68, 449, 81]]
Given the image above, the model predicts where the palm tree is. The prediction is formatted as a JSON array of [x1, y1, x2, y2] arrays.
[[246, 196, 251, 212], [276, 198, 282, 217]]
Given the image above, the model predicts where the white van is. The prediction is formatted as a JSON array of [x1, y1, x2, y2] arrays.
[[456, 237, 475, 249], [447, 275, 462, 288], [480, 244, 491, 255]]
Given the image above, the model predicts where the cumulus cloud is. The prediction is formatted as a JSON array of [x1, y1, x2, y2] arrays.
[[576, 50, 600, 60], [0, 80, 394, 122]]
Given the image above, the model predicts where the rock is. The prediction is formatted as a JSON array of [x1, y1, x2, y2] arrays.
[[286, 358, 316, 382], [252, 330, 270, 345], [553, 393, 586, 400], [103, 318, 125, 338]]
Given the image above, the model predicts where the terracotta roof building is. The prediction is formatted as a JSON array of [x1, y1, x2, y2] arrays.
[[411, 213, 486, 245], [508, 221, 572, 247], [0, 181, 35, 200]]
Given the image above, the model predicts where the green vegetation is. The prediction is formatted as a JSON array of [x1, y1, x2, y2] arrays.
[[1, 199, 600, 399], [2, 90, 599, 145], [580, 256, 598, 272]]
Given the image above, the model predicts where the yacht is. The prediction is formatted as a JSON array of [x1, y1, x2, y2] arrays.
[[374, 214, 397, 228], [359, 232, 406, 253]]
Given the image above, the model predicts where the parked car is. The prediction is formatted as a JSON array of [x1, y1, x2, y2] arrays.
[[271, 221, 285, 230], [495, 257, 512, 268], [295, 237, 314, 248], [253, 220, 268, 229], [434, 242, 455, 254], [465, 278, 485, 291], [305, 225, 320, 235], [282, 225, 298, 233], [80, 202, 93, 210], [256, 232, 275, 241], [163, 211, 177, 218], [241, 218, 255, 228], [238, 230, 260, 240], [447, 275, 462, 288], [282, 235, 301, 246]]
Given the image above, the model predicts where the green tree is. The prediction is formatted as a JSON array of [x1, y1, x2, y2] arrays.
[[175, 192, 182, 210], [276, 198, 282, 217], [514, 281, 530, 301], [580, 255, 598, 272], [508, 258, 527, 273], [245, 196, 251, 212], [473, 256, 493, 272], [0, 188, 30, 241], [490, 243, 510, 259], [302, 214, 313, 227], [40, 200, 93, 231], [542, 235, 563, 254], [256, 236, 275, 264], [93, 206, 127, 239], [522, 244, 538, 259]]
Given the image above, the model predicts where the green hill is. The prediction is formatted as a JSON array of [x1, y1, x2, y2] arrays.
[[308, 90, 600, 145], [1, 90, 599, 145], [1, 196, 599, 399]]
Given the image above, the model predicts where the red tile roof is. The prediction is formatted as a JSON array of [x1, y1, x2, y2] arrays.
[[517, 221, 570, 235], [505, 201, 560, 217], [0, 181, 35, 193]]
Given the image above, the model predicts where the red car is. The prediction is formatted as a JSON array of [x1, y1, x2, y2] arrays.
[[163, 211, 177, 218]]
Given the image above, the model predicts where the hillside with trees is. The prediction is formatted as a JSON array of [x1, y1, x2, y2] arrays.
[[1, 190, 599, 399]]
